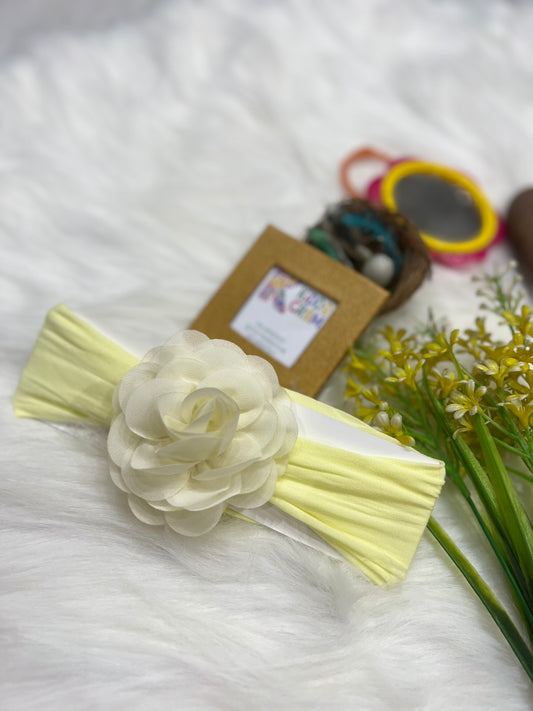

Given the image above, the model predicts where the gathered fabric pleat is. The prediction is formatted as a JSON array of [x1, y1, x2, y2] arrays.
[[271, 436, 444, 585], [14, 304, 139, 426]]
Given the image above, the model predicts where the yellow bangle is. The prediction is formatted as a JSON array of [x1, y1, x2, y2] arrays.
[[380, 160, 498, 255]]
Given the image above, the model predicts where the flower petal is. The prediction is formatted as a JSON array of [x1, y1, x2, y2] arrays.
[[116, 362, 158, 412], [165, 478, 236, 510], [235, 459, 273, 495], [198, 369, 266, 425], [192, 458, 252, 481], [229, 462, 279, 509], [130, 443, 193, 475], [124, 378, 189, 439], [109, 460, 129, 493], [164, 503, 225, 536], [122, 464, 191, 502], [127, 495, 165, 526], [157, 433, 222, 461], [107, 413, 139, 467], [157, 355, 209, 385], [165, 330, 210, 349]]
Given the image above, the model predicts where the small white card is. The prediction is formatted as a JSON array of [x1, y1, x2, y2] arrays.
[[230, 267, 338, 367]]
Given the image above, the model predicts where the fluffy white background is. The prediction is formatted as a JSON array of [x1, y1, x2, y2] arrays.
[[2, 0, 533, 708]]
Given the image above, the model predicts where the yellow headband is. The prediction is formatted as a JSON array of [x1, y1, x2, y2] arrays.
[[14, 304, 445, 585]]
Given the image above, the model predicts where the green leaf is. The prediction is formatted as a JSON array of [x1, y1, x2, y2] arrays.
[[474, 415, 533, 601], [421, 372, 504, 534], [428, 517, 533, 683]]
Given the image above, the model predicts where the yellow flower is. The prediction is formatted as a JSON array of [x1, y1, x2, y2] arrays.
[[345, 350, 375, 385], [475, 337, 530, 387], [475, 358, 508, 388], [379, 325, 409, 353], [350, 387, 389, 423], [378, 325, 416, 367], [458, 317, 492, 359], [361, 388, 388, 408], [446, 380, 487, 420], [501, 305, 533, 337], [422, 330, 459, 365], [354, 405, 383, 423], [451, 415, 475, 440], [385, 357, 423, 390], [509, 370, 533, 397], [345, 377, 362, 400], [502, 356, 529, 375], [466, 317, 490, 340], [502, 394, 533, 428], [428, 367, 464, 399], [372, 411, 415, 446]]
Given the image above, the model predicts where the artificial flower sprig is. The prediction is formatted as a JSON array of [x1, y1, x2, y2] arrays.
[[344, 262, 533, 682]]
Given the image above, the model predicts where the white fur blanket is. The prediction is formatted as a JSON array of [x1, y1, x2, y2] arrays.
[[3, 1, 533, 708]]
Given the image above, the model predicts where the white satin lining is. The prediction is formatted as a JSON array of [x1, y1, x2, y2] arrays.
[[291, 402, 436, 465]]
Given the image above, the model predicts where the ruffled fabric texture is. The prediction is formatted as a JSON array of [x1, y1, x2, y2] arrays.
[[107, 331, 298, 535]]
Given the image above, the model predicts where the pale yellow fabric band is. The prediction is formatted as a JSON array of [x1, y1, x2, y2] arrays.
[[14, 305, 138, 426], [272, 425, 443, 584], [13, 304, 445, 585]]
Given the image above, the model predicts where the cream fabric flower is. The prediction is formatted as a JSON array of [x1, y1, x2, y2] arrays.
[[107, 331, 298, 535]]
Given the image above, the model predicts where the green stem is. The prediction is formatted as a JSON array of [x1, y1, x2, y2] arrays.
[[427, 517, 533, 683], [489, 436, 533, 461], [466, 493, 533, 633], [412, 426, 533, 632], [484, 391, 533, 471], [451, 434, 506, 534], [505, 466, 533, 486], [473, 415, 533, 600], [421, 374, 504, 536]]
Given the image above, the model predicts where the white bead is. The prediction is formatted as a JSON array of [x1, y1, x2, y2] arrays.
[[361, 253, 395, 288]]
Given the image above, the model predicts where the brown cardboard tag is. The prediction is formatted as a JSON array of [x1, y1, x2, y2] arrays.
[[190, 226, 388, 396]]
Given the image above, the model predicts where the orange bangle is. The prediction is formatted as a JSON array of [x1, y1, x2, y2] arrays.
[[339, 146, 393, 198]]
